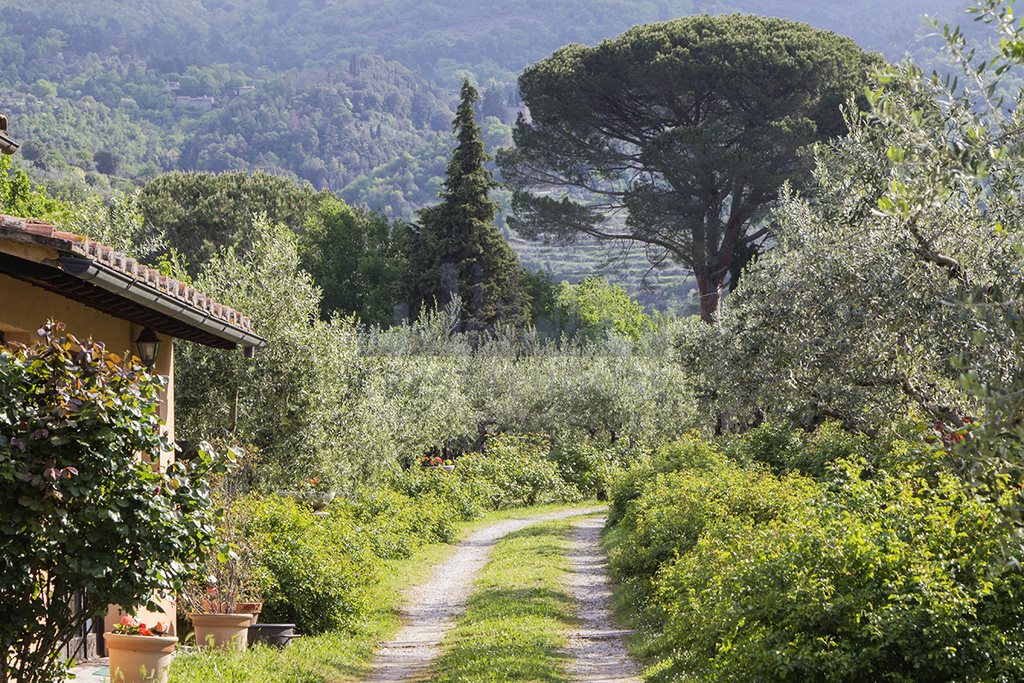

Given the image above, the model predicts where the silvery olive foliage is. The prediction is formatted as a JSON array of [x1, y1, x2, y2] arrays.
[[683, 16, 1023, 433], [175, 217, 362, 488], [176, 217, 695, 492]]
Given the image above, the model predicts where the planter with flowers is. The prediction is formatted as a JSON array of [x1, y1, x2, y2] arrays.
[[105, 616, 176, 683], [442, 459, 455, 472], [421, 455, 444, 469]]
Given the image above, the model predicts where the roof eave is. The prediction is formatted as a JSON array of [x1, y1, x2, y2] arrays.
[[59, 255, 267, 350]]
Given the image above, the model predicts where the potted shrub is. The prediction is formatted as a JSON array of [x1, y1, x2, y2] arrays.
[[186, 580, 262, 650], [187, 610, 253, 650], [442, 459, 455, 472], [181, 444, 266, 645], [105, 616, 177, 683]]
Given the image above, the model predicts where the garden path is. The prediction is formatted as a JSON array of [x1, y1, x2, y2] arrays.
[[363, 506, 603, 682], [565, 515, 642, 683]]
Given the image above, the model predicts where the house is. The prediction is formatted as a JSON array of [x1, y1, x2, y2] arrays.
[[173, 95, 216, 110], [0, 213, 266, 660]]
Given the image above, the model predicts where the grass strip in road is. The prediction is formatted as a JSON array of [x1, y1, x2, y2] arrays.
[[168, 503, 593, 683], [428, 518, 581, 683]]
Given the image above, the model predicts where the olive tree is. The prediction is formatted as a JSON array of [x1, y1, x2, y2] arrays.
[[174, 217, 363, 489], [686, 3, 1024, 448]]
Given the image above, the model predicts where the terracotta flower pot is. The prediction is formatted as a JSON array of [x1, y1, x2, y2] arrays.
[[105, 632, 177, 683], [235, 601, 264, 626], [188, 613, 252, 651]]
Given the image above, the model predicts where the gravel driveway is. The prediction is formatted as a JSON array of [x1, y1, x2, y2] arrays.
[[363, 506, 605, 682]]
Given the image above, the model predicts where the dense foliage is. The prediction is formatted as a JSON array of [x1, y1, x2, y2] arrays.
[[0, 324, 227, 682], [502, 14, 878, 321], [608, 429, 1024, 682], [408, 80, 528, 331], [597, 5, 1024, 681], [227, 433, 599, 635], [138, 171, 322, 268], [1, 0, 966, 309], [172, 216, 691, 490], [13, 3, 1024, 680]]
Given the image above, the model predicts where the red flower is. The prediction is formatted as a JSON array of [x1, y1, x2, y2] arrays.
[[138, 624, 152, 636]]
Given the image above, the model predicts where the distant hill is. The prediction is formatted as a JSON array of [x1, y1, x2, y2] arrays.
[[0, 0, 974, 312], [0, 1, 966, 86], [0, 0, 968, 191]]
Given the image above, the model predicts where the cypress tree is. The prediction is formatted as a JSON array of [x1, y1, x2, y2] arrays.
[[408, 79, 527, 331]]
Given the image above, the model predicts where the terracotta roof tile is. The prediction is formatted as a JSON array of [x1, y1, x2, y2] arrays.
[[0, 213, 255, 334]]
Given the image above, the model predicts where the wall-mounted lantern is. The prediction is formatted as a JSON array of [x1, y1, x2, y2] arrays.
[[134, 328, 161, 370]]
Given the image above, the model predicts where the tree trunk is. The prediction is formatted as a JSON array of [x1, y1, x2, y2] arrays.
[[695, 270, 723, 324]]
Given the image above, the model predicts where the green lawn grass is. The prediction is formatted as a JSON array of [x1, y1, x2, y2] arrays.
[[427, 517, 587, 683], [167, 503, 594, 683]]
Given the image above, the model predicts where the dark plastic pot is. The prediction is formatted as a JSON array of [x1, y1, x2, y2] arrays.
[[247, 623, 299, 648]]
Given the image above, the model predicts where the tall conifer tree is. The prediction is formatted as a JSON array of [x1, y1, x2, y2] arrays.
[[408, 79, 527, 331]]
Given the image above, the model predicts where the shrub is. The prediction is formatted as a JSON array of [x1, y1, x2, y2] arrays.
[[350, 488, 449, 560], [387, 466, 485, 524], [609, 429, 1024, 682], [455, 434, 582, 509], [0, 324, 227, 683], [241, 496, 377, 634], [549, 441, 631, 500], [607, 435, 719, 525], [609, 445, 818, 590], [724, 420, 879, 479], [649, 459, 1024, 681]]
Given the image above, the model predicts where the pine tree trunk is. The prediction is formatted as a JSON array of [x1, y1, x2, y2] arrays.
[[696, 270, 723, 324]]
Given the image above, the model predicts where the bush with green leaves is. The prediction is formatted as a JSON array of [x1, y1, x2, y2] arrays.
[[454, 434, 582, 509], [240, 495, 378, 634], [607, 434, 722, 526], [350, 486, 460, 560], [648, 457, 1024, 682], [0, 323, 227, 683], [609, 429, 1024, 681], [382, 467, 483, 541], [548, 440, 632, 501], [609, 439, 818, 592], [721, 420, 880, 479]]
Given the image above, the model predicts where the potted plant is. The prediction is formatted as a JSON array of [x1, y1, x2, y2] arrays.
[[105, 615, 176, 683], [185, 584, 259, 651], [187, 610, 253, 651], [295, 477, 337, 511], [442, 459, 455, 472], [181, 444, 265, 645]]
